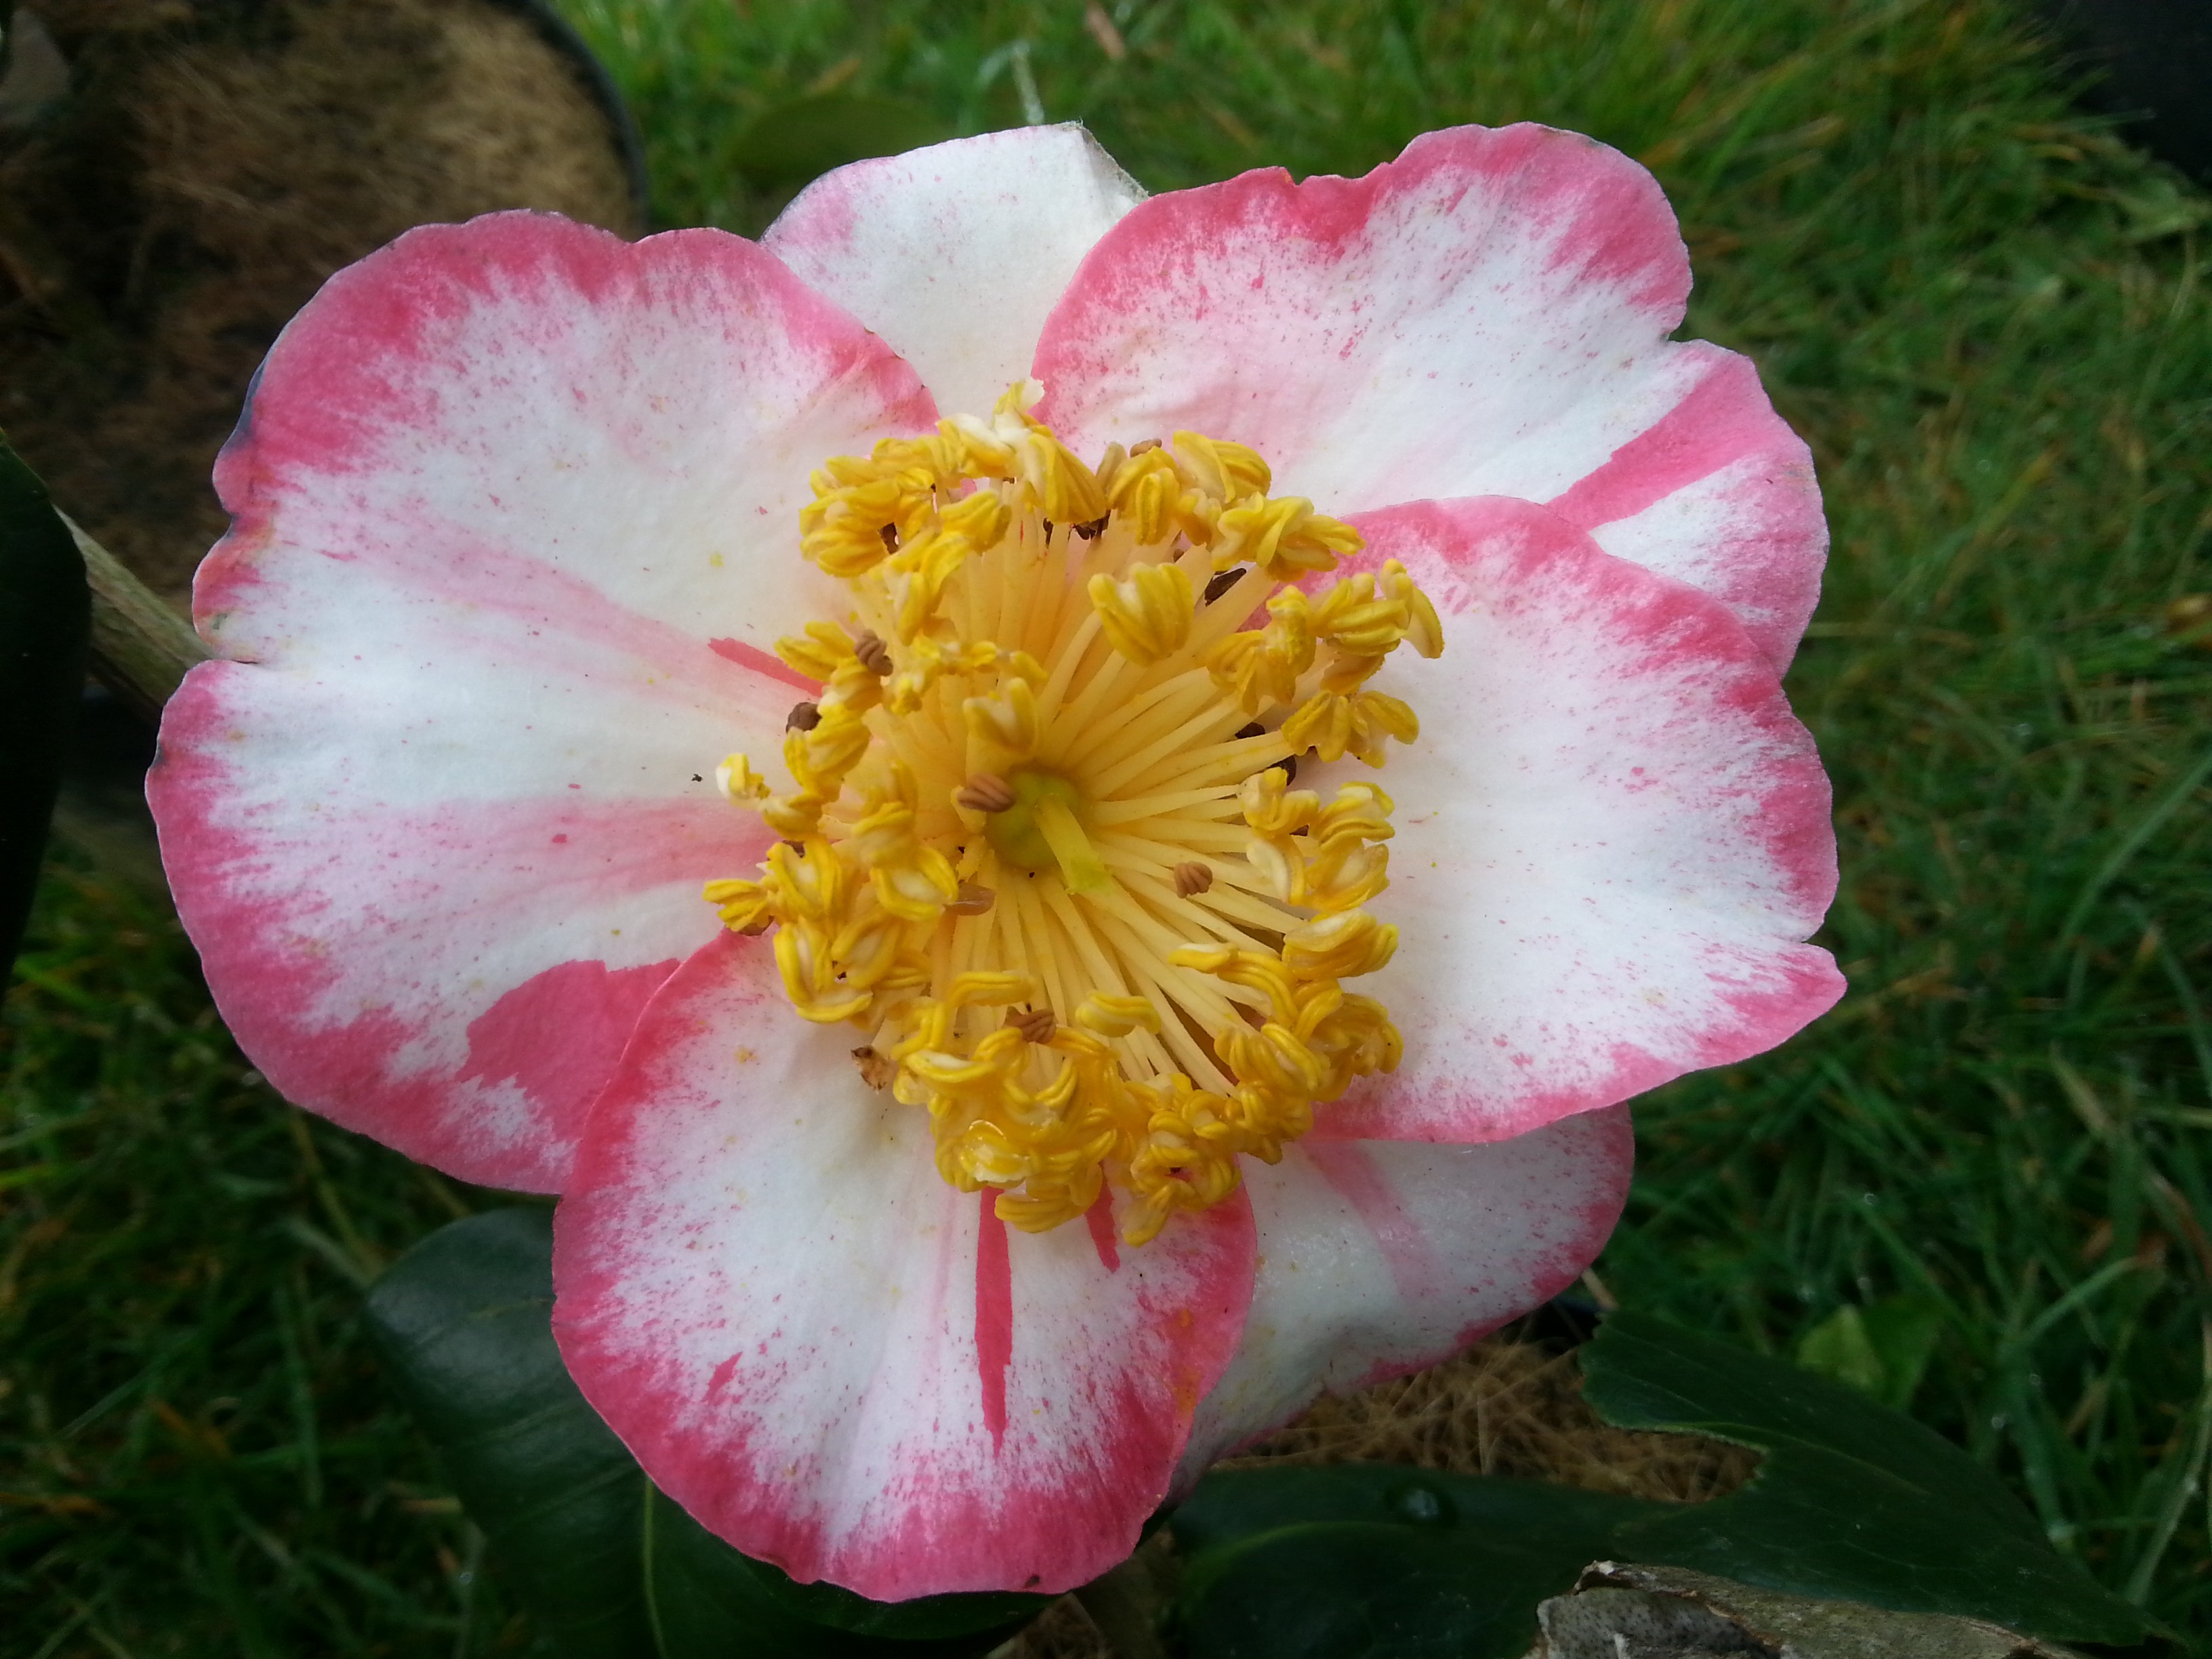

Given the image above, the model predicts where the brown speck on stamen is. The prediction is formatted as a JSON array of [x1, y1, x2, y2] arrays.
[[781, 839, 806, 853], [1075, 514, 1111, 540], [879, 523, 899, 554], [786, 701, 821, 731], [955, 773, 1017, 813], [1235, 722, 1267, 741], [737, 916, 775, 936], [1130, 438, 1162, 455], [1279, 754, 1299, 783], [1204, 567, 1246, 604], [853, 1046, 896, 1090], [946, 882, 996, 916], [1006, 1006, 1057, 1044], [1042, 518, 1054, 541], [1173, 861, 1214, 897], [852, 630, 893, 676]]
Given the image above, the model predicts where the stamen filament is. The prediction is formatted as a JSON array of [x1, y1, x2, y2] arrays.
[[707, 384, 1437, 1242]]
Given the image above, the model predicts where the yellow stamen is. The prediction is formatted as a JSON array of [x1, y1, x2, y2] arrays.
[[699, 384, 1443, 1244]]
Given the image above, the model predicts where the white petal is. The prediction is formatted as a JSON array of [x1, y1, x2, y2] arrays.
[[766, 124, 1143, 418]]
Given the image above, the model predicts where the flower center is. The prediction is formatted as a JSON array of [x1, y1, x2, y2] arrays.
[[704, 383, 1443, 1245]]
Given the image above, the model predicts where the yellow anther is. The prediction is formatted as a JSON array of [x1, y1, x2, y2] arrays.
[[1088, 560, 1196, 664], [710, 404, 1435, 1247], [964, 676, 1040, 766], [1240, 766, 1322, 837], [760, 792, 827, 841], [1104, 446, 1193, 546], [1075, 992, 1163, 1037], [1211, 496, 1362, 582], [1170, 943, 1300, 1023], [1281, 686, 1420, 766], [773, 923, 874, 1024], [940, 486, 1012, 550], [1315, 781, 1395, 840], [1170, 431, 1272, 503], [1302, 830, 1391, 914], [800, 474, 914, 576], [1309, 572, 1414, 657], [716, 754, 772, 804], [775, 620, 859, 682], [847, 764, 959, 923], [1283, 907, 1398, 980], [792, 708, 872, 792], [947, 384, 1108, 527], [1216, 1019, 1332, 1098], [702, 876, 773, 933], [1207, 587, 1315, 714], [886, 636, 1004, 712], [1380, 559, 1446, 659]]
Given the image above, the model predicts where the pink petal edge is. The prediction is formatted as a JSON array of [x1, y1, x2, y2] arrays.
[[1033, 123, 1822, 659], [553, 931, 1256, 1599], [153, 210, 933, 1190], [1319, 494, 1841, 1145]]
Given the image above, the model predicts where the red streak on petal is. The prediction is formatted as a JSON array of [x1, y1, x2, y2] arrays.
[[1084, 1191, 1121, 1273], [710, 636, 818, 691], [974, 1192, 1013, 1450]]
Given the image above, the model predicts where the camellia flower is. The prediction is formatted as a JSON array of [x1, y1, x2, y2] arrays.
[[149, 123, 1841, 1601]]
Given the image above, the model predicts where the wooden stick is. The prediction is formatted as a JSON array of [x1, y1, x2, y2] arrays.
[[64, 514, 209, 722]]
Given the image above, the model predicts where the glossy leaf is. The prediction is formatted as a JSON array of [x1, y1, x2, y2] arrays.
[[1172, 1313, 2155, 1657], [0, 431, 88, 976], [1584, 1309, 2153, 1646], [365, 1208, 1045, 1658], [1172, 1465, 1666, 1659]]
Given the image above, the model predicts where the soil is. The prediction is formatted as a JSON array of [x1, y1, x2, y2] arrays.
[[0, 0, 640, 607]]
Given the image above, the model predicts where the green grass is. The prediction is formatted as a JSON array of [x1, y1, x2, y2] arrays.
[[6, 0, 2211, 1650]]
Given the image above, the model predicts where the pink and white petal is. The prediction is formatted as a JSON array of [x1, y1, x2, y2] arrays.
[[1542, 344, 1825, 666], [198, 211, 932, 665], [1178, 1107, 1633, 1481], [1033, 124, 1822, 658], [765, 125, 1144, 419], [152, 211, 928, 1191], [1317, 495, 1841, 1145], [553, 932, 1255, 1601]]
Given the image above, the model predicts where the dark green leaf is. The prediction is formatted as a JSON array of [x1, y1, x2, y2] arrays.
[[365, 1208, 1046, 1659], [0, 430, 89, 976], [647, 1492, 1038, 1658], [1584, 1310, 2152, 1646], [363, 1207, 653, 1659], [728, 94, 951, 190], [1172, 1465, 1669, 1659]]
